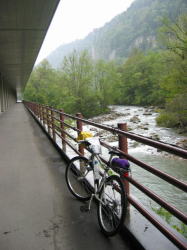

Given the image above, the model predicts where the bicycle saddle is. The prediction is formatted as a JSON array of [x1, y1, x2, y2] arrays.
[[111, 158, 130, 170]]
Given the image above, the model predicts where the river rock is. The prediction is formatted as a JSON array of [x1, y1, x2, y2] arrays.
[[150, 133, 160, 141], [143, 112, 153, 115], [95, 130, 107, 137], [137, 124, 149, 130], [131, 141, 140, 148], [90, 127, 98, 132], [106, 135, 118, 142], [130, 115, 140, 123], [91, 112, 123, 123], [176, 139, 187, 149], [118, 112, 130, 117]]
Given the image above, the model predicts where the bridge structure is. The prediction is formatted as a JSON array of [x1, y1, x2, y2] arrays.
[[0, 1, 187, 250]]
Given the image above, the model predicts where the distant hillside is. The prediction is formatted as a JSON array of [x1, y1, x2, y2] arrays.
[[47, 0, 187, 68]]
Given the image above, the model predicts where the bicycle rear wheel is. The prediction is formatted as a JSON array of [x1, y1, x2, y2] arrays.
[[97, 175, 127, 236], [65, 156, 93, 201]]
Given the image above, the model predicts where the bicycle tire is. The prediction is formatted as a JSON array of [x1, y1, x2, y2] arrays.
[[97, 175, 127, 236], [65, 156, 93, 201]]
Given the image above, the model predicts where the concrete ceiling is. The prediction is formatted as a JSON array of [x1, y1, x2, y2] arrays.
[[0, 0, 60, 94]]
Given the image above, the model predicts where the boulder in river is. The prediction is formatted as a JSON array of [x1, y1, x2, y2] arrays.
[[137, 124, 149, 130], [143, 112, 153, 115], [106, 135, 118, 142], [176, 139, 187, 149], [150, 133, 160, 141], [130, 115, 140, 123]]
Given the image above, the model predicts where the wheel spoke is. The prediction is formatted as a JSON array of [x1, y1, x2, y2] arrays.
[[98, 175, 126, 236], [65, 157, 92, 201]]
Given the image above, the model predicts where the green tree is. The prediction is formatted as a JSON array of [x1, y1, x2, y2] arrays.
[[93, 60, 121, 108], [24, 60, 59, 105], [157, 14, 187, 130], [119, 49, 165, 105]]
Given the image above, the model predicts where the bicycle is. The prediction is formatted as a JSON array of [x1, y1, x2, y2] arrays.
[[65, 139, 130, 236]]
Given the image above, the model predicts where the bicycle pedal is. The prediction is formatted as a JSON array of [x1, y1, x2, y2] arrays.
[[80, 205, 89, 213]]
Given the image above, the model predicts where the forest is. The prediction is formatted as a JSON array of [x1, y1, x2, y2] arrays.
[[24, 14, 187, 131]]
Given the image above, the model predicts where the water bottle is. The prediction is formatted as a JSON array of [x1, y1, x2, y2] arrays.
[[94, 160, 100, 180]]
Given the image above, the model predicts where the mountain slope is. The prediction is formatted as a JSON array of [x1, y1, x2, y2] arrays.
[[47, 0, 187, 68]]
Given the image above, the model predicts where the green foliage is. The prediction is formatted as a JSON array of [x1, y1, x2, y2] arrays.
[[156, 14, 187, 130], [119, 49, 165, 106], [157, 94, 187, 130], [156, 112, 179, 128], [24, 51, 119, 118], [152, 206, 172, 224], [152, 206, 187, 238], [173, 224, 187, 238]]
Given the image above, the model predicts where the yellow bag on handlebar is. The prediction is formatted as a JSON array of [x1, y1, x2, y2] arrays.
[[77, 131, 93, 141]]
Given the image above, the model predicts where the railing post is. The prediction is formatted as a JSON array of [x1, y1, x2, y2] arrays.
[[42, 105, 45, 125], [60, 109, 66, 152], [37, 103, 40, 118], [118, 123, 129, 197], [39, 103, 42, 121], [76, 113, 84, 155], [34, 103, 36, 114], [41, 105, 44, 124], [32, 103, 34, 113], [51, 108, 56, 141], [35, 103, 38, 117], [47, 106, 51, 135], [43, 105, 46, 126], [36, 103, 39, 118]]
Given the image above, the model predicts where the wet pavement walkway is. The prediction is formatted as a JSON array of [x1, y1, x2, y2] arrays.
[[0, 104, 132, 250]]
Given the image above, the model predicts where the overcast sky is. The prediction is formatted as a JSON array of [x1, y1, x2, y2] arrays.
[[35, 0, 134, 64]]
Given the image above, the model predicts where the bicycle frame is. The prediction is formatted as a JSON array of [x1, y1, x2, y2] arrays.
[[86, 152, 115, 210]]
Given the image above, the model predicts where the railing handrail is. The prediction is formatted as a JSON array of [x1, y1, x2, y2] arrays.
[[37, 103, 187, 159], [24, 101, 187, 250], [49, 107, 187, 159]]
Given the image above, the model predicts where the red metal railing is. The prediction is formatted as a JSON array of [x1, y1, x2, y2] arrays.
[[24, 101, 187, 250]]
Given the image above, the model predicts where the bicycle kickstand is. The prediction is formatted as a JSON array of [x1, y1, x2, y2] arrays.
[[80, 194, 94, 213]]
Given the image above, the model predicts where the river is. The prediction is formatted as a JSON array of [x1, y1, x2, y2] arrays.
[[88, 105, 187, 216], [58, 105, 187, 226]]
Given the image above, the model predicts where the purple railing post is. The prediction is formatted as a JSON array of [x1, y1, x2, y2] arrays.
[[118, 123, 129, 197], [76, 113, 84, 155], [60, 109, 66, 152]]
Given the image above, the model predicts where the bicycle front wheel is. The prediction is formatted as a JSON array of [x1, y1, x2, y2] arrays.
[[65, 156, 93, 201], [97, 175, 127, 236]]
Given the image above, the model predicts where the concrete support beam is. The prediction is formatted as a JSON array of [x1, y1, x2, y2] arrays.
[[0, 75, 5, 112], [0, 74, 16, 113], [0, 75, 1, 112]]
